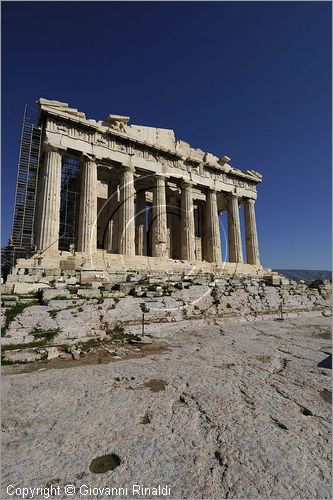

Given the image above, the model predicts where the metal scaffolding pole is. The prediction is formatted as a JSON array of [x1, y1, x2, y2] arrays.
[[10, 104, 42, 259]]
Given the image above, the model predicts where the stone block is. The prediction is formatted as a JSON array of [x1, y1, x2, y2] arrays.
[[271, 275, 281, 286], [1, 283, 14, 294], [13, 283, 50, 294], [45, 347, 64, 360], [77, 288, 102, 299], [1, 295, 18, 302], [66, 277, 79, 285], [6, 275, 19, 283], [19, 298, 37, 304], [2, 349, 45, 364], [145, 291, 163, 298], [60, 259, 76, 271], [91, 281, 103, 289], [43, 288, 70, 301], [126, 274, 138, 282], [18, 275, 36, 283], [2, 300, 17, 309], [214, 279, 229, 287], [280, 277, 290, 285]]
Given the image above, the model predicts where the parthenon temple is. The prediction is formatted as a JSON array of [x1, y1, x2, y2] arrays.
[[9, 99, 266, 281]]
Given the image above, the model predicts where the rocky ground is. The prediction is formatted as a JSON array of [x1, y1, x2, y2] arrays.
[[1, 276, 331, 356], [1, 313, 332, 499]]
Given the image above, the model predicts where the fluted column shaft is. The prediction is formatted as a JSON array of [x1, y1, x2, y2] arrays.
[[135, 189, 147, 256], [37, 145, 63, 252], [169, 194, 180, 259], [181, 182, 195, 261], [152, 175, 168, 258], [106, 182, 119, 253], [118, 166, 135, 255], [228, 194, 243, 263], [206, 190, 221, 262], [244, 198, 260, 265], [77, 156, 97, 254]]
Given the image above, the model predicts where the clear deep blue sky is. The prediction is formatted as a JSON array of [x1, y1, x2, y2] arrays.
[[2, 1, 332, 269]]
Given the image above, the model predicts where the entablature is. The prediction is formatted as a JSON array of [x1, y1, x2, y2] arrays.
[[38, 98, 262, 201]]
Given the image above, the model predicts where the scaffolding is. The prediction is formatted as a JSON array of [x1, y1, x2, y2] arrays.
[[59, 155, 81, 251], [11, 104, 42, 259]]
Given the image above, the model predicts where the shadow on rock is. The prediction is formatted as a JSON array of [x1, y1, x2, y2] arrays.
[[317, 354, 332, 369]]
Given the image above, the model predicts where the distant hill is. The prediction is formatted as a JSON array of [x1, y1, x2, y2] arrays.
[[274, 269, 332, 283]]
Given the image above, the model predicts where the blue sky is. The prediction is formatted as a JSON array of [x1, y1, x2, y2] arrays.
[[2, 1, 332, 269]]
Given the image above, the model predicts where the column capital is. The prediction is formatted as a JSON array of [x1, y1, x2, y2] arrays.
[[229, 191, 239, 199], [82, 152, 96, 162], [43, 142, 67, 155], [155, 174, 168, 189], [122, 164, 135, 173], [206, 186, 217, 194], [244, 197, 256, 205], [122, 155, 135, 172], [181, 179, 193, 188]]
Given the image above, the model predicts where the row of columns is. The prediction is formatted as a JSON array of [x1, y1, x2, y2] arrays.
[[36, 146, 260, 266]]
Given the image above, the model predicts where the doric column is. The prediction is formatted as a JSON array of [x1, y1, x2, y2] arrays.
[[205, 190, 221, 262], [168, 194, 180, 259], [118, 165, 135, 255], [106, 182, 119, 253], [152, 175, 168, 258], [181, 181, 195, 261], [77, 155, 97, 254], [196, 203, 205, 261], [147, 203, 153, 257], [244, 198, 260, 265], [36, 144, 63, 252], [135, 189, 147, 256], [228, 194, 243, 263]]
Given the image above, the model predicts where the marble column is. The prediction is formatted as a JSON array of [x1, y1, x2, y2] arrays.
[[147, 203, 153, 257], [197, 203, 205, 261], [135, 189, 147, 256], [169, 193, 180, 259], [244, 198, 260, 265], [152, 175, 168, 258], [118, 166, 135, 256], [228, 194, 243, 263], [205, 189, 221, 262], [181, 181, 195, 261], [106, 182, 119, 253], [36, 144, 63, 252], [77, 155, 97, 254]]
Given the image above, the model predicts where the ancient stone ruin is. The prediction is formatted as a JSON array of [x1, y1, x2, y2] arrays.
[[6, 98, 266, 288], [2, 99, 331, 365]]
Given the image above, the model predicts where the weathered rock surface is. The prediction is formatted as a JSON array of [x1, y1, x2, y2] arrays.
[[1, 279, 330, 348], [1, 315, 331, 498]]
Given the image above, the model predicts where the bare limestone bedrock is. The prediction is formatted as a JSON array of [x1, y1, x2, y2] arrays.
[[1, 275, 331, 359], [7, 97, 265, 283], [1, 316, 331, 499]]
